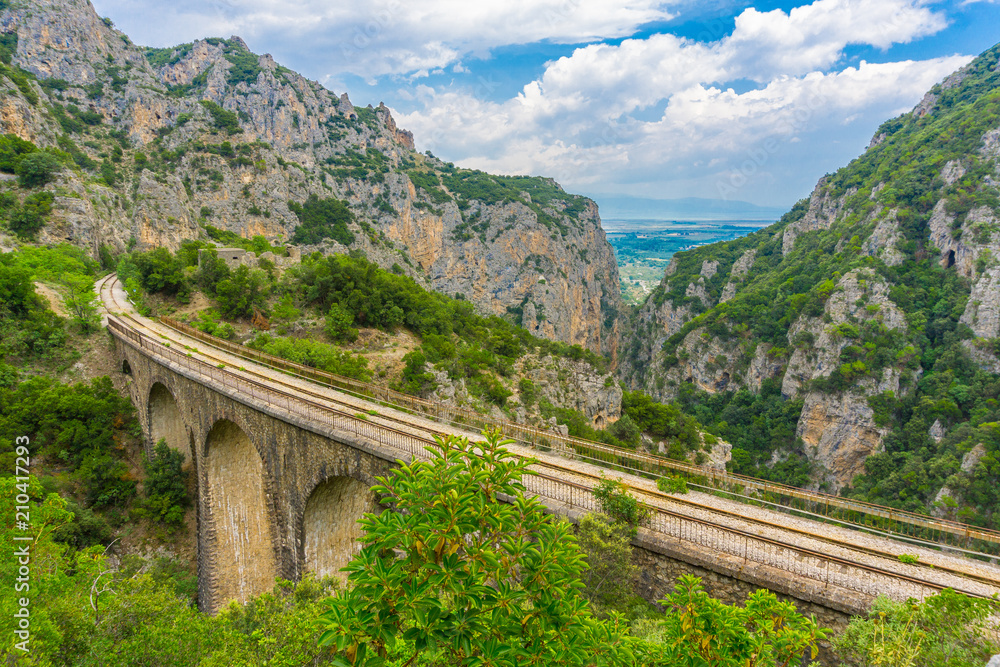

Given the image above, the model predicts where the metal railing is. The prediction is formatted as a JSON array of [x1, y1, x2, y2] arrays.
[[158, 315, 1000, 555], [107, 315, 993, 602]]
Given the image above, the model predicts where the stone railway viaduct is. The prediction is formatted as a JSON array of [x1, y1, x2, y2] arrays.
[[103, 295, 1000, 637], [119, 327, 389, 611]]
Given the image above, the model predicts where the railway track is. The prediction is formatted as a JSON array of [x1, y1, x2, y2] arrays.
[[97, 273, 1000, 601]]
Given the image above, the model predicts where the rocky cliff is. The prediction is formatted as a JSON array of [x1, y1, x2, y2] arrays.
[[0, 0, 620, 356], [621, 43, 1000, 511]]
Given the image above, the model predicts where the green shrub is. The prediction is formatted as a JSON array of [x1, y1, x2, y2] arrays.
[[289, 194, 355, 246], [592, 476, 650, 530], [656, 475, 689, 494], [15, 151, 62, 187], [140, 438, 191, 525], [199, 99, 243, 135]]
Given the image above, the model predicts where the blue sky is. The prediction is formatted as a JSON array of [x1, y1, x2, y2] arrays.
[[91, 0, 1000, 209]]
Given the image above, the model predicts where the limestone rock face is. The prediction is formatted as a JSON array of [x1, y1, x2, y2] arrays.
[[796, 392, 888, 491], [428, 353, 621, 427], [524, 356, 622, 427], [781, 181, 852, 256], [782, 270, 908, 399], [720, 249, 756, 302], [0, 0, 620, 355]]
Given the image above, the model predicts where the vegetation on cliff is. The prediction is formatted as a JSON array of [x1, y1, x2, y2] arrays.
[[625, 43, 1000, 524]]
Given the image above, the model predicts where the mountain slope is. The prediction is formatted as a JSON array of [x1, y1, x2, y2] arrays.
[[621, 43, 1000, 526], [0, 0, 620, 356]]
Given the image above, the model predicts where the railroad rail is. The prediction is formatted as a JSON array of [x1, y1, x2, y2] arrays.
[[99, 274, 1000, 604], [151, 312, 1000, 555]]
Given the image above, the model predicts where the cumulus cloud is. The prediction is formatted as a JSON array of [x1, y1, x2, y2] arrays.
[[393, 0, 968, 203], [398, 53, 971, 201]]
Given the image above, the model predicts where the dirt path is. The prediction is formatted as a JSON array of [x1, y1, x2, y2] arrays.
[[34, 281, 68, 316]]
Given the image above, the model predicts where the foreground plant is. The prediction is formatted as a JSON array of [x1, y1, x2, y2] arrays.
[[317, 429, 634, 666]]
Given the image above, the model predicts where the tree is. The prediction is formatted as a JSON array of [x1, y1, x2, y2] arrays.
[[832, 590, 999, 667], [325, 302, 358, 342], [592, 476, 650, 531], [577, 513, 638, 606], [15, 151, 62, 187], [60, 274, 101, 333], [140, 439, 191, 525], [317, 429, 635, 666], [215, 264, 268, 319], [9, 191, 54, 239], [0, 260, 38, 315], [289, 194, 355, 246], [635, 574, 826, 667], [0, 133, 37, 173], [195, 246, 232, 295], [132, 247, 188, 298]]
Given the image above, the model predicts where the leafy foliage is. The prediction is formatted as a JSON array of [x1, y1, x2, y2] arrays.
[[317, 429, 635, 666], [247, 333, 370, 380], [7, 190, 55, 239], [634, 574, 827, 667], [139, 439, 191, 525], [289, 194, 356, 246], [15, 150, 62, 187], [592, 476, 650, 530], [832, 589, 998, 667], [0, 132, 36, 172], [576, 512, 638, 605], [199, 99, 243, 135], [215, 264, 269, 319], [223, 40, 262, 87], [0, 376, 137, 508]]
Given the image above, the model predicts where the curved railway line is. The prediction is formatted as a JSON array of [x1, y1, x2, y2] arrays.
[[97, 273, 1000, 603]]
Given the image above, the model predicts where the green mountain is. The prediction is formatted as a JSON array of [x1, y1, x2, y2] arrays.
[[0, 0, 620, 357], [621, 43, 1000, 527]]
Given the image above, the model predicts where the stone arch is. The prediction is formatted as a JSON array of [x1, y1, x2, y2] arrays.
[[204, 419, 275, 605], [122, 359, 132, 376], [302, 476, 375, 581], [148, 382, 191, 465]]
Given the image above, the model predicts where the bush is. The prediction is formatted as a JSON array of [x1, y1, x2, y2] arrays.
[[199, 100, 243, 135], [592, 476, 650, 530], [608, 414, 641, 448], [140, 439, 191, 525], [289, 194, 355, 246], [832, 590, 998, 667], [8, 191, 54, 239], [214, 265, 268, 319], [0, 133, 36, 173], [324, 302, 357, 342], [15, 151, 62, 187], [656, 475, 689, 494], [577, 512, 638, 605], [317, 430, 634, 665]]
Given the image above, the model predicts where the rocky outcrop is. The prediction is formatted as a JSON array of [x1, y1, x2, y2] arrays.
[[782, 270, 908, 398], [781, 180, 852, 255], [522, 356, 622, 427], [797, 391, 889, 491], [861, 209, 905, 266], [428, 353, 621, 427], [720, 249, 756, 302]]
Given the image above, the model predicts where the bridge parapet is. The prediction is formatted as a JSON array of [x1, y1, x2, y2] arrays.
[[106, 314, 1000, 619]]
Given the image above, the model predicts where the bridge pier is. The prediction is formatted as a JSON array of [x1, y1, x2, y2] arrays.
[[114, 339, 389, 613]]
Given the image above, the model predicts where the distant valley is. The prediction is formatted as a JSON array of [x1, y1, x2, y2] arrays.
[[606, 219, 772, 304]]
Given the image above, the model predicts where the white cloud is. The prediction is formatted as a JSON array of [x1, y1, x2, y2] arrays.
[[92, 0, 676, 77], [397, 54, 971, 200], [393, 0, 966, 203]]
